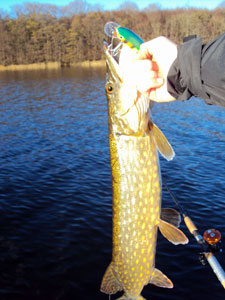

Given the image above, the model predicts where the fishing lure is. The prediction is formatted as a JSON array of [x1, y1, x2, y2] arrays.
[[104, 21, 144, 51], [115, 26, 144, 51]]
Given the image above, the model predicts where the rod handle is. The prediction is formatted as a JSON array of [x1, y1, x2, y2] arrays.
[[205, 253, 225, 289], [184, 216, 198, 234]]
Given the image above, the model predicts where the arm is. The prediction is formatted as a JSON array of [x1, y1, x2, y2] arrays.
[[136, 34, 225, 108], [168, 33, 225, 108]]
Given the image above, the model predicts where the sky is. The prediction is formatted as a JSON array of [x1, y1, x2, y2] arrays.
[[0, 0, 224, 13]]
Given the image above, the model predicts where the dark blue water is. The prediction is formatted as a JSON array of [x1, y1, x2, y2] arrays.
[[0, 67, 224, 300]]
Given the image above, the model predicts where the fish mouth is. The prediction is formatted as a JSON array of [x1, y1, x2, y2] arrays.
[[103, 39, 123, 82], [103, 39, 150, 128], [103, 37, 122, 62]]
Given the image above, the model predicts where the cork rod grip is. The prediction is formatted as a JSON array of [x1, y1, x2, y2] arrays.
[[184, 216, 198, 234]]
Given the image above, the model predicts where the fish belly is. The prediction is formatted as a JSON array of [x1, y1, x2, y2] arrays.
[[110, 133, 161, 296]]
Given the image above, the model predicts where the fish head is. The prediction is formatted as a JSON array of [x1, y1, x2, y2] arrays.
[[103, 40, 150, 136]]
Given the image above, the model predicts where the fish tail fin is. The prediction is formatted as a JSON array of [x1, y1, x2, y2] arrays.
[[149, 268, 173, 288], [100, 262, 123, 295], [149, 121, 175, 161], [159, 219, 189, 245]]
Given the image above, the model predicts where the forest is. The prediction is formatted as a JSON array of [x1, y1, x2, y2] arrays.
[[1, 1, 225, 66]]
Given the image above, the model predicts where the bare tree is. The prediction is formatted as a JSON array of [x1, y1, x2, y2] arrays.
[[145, 3, 161, 11], [118, 1, 139, 11]]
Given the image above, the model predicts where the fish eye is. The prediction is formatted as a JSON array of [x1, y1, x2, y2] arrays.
[[106, 83, 113, 94]]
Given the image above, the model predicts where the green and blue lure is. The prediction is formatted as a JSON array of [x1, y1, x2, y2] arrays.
[[115, 26, 144, 51], [104, 21, 144, 51]]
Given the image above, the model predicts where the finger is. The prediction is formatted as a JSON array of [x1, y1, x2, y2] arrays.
[[138, 44, 153, 60], [133, 59, 158, 74], [137, 75, 164, 93], [133, 60, 162, 92], [149, 85, 176, 102]]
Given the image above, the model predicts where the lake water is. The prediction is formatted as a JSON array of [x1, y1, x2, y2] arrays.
[[0, 67, 224, 300]]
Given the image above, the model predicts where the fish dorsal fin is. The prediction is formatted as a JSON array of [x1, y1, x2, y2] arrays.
[[159, 219, 189, 245], [150, 268, 173, 288], [149, 121, 175, 161], [100, 262, 123, 295], [161, 208, 181, 228]]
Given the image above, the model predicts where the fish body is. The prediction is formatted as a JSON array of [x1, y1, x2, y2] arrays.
[[101, 40, 188, 300], [115, 27, 144, 50]]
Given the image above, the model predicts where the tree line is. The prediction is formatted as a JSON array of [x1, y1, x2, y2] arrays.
[[1, 4, 225, 66]]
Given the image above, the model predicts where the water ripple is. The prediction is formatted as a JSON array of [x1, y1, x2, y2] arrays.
[[0, 69, 224, 300]]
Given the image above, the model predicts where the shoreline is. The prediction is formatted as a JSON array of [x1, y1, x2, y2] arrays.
[[0, 60, 105, 72], [71, 60, 105, 68]]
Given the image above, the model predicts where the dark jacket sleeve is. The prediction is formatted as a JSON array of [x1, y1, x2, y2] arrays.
[[167, 33, 225, 108]]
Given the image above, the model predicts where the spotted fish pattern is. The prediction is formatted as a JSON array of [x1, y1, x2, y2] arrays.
[[110, 133, 162, 297], [101, 41, 188, 300]]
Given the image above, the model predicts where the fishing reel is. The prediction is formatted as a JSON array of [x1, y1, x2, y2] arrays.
[[199, 229, 222, 266], [203, 229, 222, 252]]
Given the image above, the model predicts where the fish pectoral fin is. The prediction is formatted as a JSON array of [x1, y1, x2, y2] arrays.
[[150, 268, 173, 288], [159, 219, 189, 245], [161, 208, 181, 228], [149, 121, 175, 161], [100, 262, 123, 295]]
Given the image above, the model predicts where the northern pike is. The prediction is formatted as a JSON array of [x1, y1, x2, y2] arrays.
[[101, 39, 188, 300]]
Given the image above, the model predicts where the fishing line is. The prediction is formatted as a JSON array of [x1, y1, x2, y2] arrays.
[[163, 181, 186, 216]]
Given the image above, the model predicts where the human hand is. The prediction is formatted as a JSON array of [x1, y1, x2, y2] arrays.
[[134, 36, 178, 102]]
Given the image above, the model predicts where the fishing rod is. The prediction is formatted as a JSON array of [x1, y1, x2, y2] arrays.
[[163, 181, 225, 289]]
